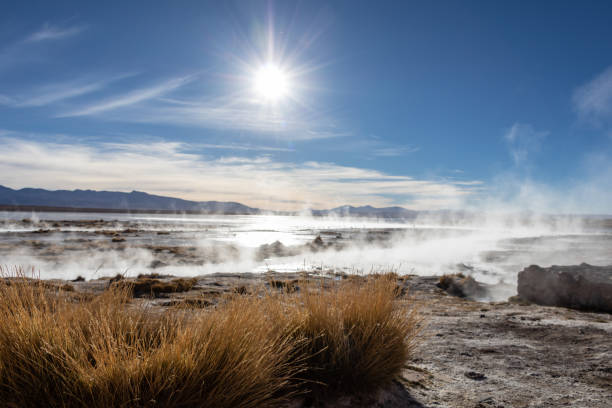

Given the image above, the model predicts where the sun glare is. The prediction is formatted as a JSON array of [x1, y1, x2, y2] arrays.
[[254, 64, 289, 101]]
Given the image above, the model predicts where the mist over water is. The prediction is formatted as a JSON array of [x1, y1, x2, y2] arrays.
[[1, 211, 611, 300]]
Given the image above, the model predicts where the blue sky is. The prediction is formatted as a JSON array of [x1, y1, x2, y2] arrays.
[[1, 0, 612, 212]]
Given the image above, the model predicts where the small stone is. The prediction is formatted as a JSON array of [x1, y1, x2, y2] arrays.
[[465, 371, 486, 381]]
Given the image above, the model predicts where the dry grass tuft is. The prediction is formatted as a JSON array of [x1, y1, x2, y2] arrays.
[[161, 297, 214, 308], [285, 275, 421, 400], [233, 285, 249, 295], [113, 277, 198, 297], [268, 279, 299, 293], [0, 266, 420, 407], [437, 273, 466, 290]]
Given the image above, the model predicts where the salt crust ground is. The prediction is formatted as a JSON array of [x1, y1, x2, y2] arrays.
[[61, 272, 612, 408]]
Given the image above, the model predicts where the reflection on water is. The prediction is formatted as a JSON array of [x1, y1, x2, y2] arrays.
[[1, 211, 611, 300]]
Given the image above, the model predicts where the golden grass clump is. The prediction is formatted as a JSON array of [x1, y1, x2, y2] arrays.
[[437, 273, 465, 290], [285, 274, 420, 400], [0, 267, 420, 407], [113, 277, 198, 297]]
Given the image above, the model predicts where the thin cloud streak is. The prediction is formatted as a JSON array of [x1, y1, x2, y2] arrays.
[[0, 138, 480, 211], [16, 83, 103, 107], [58, 76, 194, 117], [1, 75, 131, 108], [24, 23, 86, 43], [104, 141, 295, 153], [0, 23, 85, 72], [0, 95, 15, 105], [372, 146, 420, 157], [116, 97, 349, 140], [198, 143, 294, 152]]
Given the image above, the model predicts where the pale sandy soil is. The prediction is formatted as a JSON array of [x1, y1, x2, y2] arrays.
[[61, 272, 612, 408], [2, 217, 610, 407]]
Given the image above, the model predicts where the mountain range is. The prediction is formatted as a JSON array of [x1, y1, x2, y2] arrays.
[[0, 185, 259, 214], [0, 185, 418, 218]]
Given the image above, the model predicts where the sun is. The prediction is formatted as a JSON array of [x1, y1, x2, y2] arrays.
[[253, 64, 289, 102]]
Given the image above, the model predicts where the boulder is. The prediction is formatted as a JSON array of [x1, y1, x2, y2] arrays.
[[517, 263, 612, 313], [312, 235, 325, 247], [256, 240, 291, 260], [437, 274, 487, 299]]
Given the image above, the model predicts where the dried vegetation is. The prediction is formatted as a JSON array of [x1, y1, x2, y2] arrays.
[[0, 267, 420, 407]]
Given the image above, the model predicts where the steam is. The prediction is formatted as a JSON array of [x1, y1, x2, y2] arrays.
[[1, 211, 610, 301], [474, 152, 612, 216]]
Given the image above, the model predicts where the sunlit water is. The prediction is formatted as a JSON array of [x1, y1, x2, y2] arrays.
[[1, 211, 611, 299]]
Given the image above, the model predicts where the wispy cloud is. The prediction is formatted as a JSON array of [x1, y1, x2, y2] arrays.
[[372, 146, 420, 157], [109, 96, 349, 140], [198, 143, 294, 152], [573, 65, 612, 126], [50, 75, 347, 140], [24, 23, 86, 43], [0, 95, 15, 105], [104, 141, 294, 153], [16, 82, 105, 107], [503, 123, 548, 166], [0, 138, 480, 211], [59, 76, 194, 117], [0, 75, 130, 108], [0, 22, 86, 73]]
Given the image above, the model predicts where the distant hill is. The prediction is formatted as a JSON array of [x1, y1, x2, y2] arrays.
[[0, 185, 260, 214], [0, 185, 422, 218], [311, 205, 419, 219]]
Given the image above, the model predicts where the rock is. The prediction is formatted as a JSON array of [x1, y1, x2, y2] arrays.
[[160, 298, 212, 308], [149, 260, 168, 269], [437, 274, 487, 299], [517, 263, 612, 313], [312, 235, 324, 247], [108, 274, 124, 285], [456, 262, 474, 271], [464, 371, 486, 381], [256, 240, 292, 260]]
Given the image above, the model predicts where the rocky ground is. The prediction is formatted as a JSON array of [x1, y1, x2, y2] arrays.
[[54, 271, 612, 408], [402, 277, 611, 408], [2, 217, 611, 406]]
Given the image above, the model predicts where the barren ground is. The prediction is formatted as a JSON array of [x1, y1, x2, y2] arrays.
[[57, 272, 612, 408], [2, 217, 611, 407]]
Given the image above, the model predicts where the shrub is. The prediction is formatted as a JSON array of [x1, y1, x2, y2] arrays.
[[0, 277, 294, 408], [0, 267, 420, 407], [268, 279, 299, 293], [437, 273, 466, 290], [284, 276, 420, 400]]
